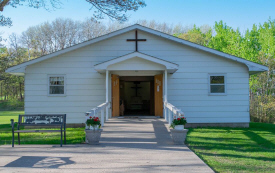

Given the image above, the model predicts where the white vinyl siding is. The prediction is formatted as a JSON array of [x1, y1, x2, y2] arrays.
[[24, 30, 250, 124]]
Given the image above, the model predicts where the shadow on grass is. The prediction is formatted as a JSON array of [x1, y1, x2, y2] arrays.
[[243, 130, 274, 149], [0, 124, 15, 133], [186, 123, 275, 172], [187, 126, 275, 148], [196, 151, 275, 162]]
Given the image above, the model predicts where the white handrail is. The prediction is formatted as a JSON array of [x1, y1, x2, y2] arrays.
[[85, 102, 110, 127], [164, 101, 184, 125]]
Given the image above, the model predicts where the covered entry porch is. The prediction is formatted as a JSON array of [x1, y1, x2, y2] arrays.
[[85, 52, 184, 126]]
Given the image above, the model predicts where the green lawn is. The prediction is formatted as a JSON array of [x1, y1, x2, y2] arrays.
[[0, 111, 85, 145], [0, 100, 24, 110], [0, 111, 24, 124], [186, 123, 275, 173]]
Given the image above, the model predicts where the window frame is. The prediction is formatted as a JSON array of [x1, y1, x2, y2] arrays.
[[208, 73, 227, 96], [47, 74, 66, 97]]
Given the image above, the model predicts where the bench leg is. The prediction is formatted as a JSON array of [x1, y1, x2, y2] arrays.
[[60, 128, 63, 147], [18, 133, 20, 145], [12, 131, 14, 147]]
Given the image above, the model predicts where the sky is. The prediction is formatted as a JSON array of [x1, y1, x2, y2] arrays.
[[1, 0, 275, 45]]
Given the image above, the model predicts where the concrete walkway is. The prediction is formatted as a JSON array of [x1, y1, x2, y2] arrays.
[[0, 118, 213, 173]]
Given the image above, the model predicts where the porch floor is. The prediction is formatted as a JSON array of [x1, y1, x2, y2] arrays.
[[0, 118, 213, 173]]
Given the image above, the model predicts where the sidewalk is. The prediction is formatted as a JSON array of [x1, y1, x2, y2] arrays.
[[0, 118, 214, 173]]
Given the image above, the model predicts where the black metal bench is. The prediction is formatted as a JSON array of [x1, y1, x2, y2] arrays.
[[11, 114, 66, 147]]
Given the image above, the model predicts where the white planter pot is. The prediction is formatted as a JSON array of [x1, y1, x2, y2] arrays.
[[174, 125, 184, 130], [85, 129, 103, 145], [89, 125, 99, 130], [170, 129, 188, 144]]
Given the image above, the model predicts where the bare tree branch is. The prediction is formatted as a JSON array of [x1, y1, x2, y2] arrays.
[[87, 0, 146, 22], [0, 0, 10, 12], [0, 0, 146, 27]]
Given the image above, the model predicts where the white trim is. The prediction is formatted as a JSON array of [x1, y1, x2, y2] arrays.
[[208, 73, 227, 96], [164, 70, 168, 120], [111, 70, 163, 76], [47, 74, 67, 97], [6, 24, 268, 74], [108, 72, 111, 119], [94, 52, 179, 74], [106, 70, 109, 102], [165, 69, 168, 102]]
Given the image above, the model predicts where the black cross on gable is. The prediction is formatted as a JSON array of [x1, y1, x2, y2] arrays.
[[127, 30, 146, 51]]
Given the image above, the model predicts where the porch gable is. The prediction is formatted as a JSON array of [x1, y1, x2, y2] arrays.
[[94, 52, 179, 73]]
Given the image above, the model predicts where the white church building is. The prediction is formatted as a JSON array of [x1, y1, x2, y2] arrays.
[[6, 24, 268, 127]]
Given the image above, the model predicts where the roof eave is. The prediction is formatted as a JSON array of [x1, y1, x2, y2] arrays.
[[5, 25, 142, 74], [134, 25, 269, 73], [6, 24, 269, 75]]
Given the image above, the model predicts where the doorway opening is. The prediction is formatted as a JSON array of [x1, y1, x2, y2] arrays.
[[120, 76, 154, 116], [112, 74, 163, 117]]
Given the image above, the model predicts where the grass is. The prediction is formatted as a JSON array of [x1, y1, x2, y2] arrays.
[[0, 100, 24, 111], [0, 111, 24, 124], [0, 111, 85, 145], [186, 123, 275, 173]]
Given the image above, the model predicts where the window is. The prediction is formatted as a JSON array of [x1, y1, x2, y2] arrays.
[[209, 74, 226, 95], [48, 75, 66, 96]]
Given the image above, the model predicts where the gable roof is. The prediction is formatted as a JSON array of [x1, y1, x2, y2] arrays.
[[94, 51, 179, 73], [6, 24, 268, 75]]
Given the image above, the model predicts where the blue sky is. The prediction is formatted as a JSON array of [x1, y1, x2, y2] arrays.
[[1, 0, 275, 43]]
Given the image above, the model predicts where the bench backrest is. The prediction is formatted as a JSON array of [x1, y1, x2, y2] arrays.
[[18, 114, 66, 126]]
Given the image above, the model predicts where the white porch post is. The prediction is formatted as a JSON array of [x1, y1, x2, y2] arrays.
[[165, 69, 168, 102], [164, 69, 168, 121], [168, 109, 172, 125], [164, 106, 167, 121], [101, 109, 104, 127], [106, 70, 109, 121]]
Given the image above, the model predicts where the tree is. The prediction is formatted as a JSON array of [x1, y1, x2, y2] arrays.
[[207, 21, 244, 58], [0, 0, 146, 26], [0, 47, 25, 101], [176, 25, 212, 46]]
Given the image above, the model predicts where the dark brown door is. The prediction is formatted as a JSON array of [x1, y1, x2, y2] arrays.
[[154, 74, 163, 117]]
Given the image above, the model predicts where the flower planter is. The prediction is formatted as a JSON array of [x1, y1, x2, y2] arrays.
[[85, 129, 103, 145], [170, 129, 188, 144], [88, 125, 99, 130], [174, 125, 184, 130]]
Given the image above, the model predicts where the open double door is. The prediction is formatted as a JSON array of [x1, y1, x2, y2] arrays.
[[111, 74, 163, 117]]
